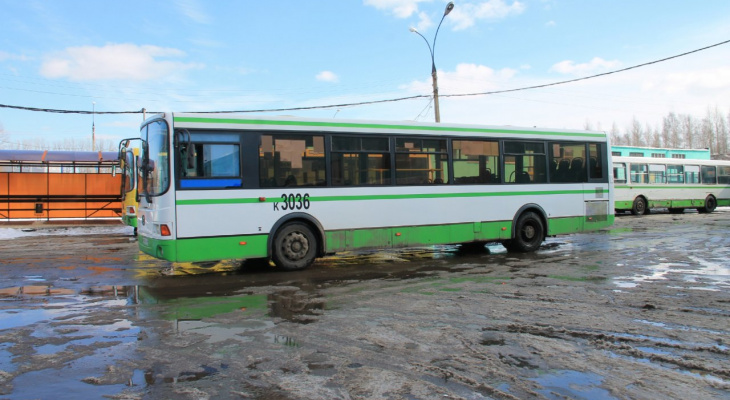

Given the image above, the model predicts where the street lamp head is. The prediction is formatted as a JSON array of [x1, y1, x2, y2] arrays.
[[409, 27, 418, 33], [444, 2, 454, 16]]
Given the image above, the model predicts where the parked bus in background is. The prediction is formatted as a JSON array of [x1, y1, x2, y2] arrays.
[[119, 144, 139, 235], [613, 156, 730, 215], [130, 113, 614, 270]]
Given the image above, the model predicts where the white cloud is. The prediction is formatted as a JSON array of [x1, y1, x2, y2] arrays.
[[404, 62, 517, 95], [365, 0, 525, 30], [550, 57, 621, 76], [363, 0, 429, 18], [545, 20, 556, 27], [39, 43, 202, 82], [415, 11, 433, 32], [448, 1, 526, 30], [0, 51, 29, 62], [174, 0, 211, 24], [316, 71, 340, 83], [642, 67, 730, 96]]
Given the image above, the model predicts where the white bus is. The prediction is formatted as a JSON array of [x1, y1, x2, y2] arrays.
[[612, 156, 730, 215], [130, 113, 614, 270]]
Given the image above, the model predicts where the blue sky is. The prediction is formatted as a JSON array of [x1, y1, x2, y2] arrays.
[[1, 0, 730, 150]]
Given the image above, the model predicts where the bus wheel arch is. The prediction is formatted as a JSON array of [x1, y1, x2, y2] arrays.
[[504, 205, 547, 253], [631, 196, 648, 215], [269, 214, 325, 270], [698, 195, 717, 214]]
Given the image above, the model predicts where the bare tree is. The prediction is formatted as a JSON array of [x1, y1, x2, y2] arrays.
[[680, 114, 696, 149], [0, 122, 7, 150], [647, 123, 661, 148], [709, 105, 728, 155], [701, 115, 714, 154], [609, 122, 623, 145], [629, 117, 644, 146], [662, 112, 679, 148]]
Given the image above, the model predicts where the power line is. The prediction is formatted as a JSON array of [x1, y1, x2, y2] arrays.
[[443, 38, 730, 99], [0, 104, 145, 114], [0, 38, 728, 116]]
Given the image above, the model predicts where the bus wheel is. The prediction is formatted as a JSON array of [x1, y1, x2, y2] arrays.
[[631, 197, 647, 215], [698, 195, 717, 214], [505, 212, 545, 253], [272, 223, 318, 270]]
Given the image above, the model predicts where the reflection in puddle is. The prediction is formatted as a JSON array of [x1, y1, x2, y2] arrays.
[[0, 287, 143, 399], [532, 370, 615, 400]]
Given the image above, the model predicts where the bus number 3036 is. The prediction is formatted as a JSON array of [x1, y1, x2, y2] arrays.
[[274, 193, 311, 211]]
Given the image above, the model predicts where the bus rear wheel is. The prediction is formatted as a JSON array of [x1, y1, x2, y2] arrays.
[[272, 223, 318, 270], [631, 197, 647, 215], [504, 211, 545, 253], [697, 195, 717, 214]]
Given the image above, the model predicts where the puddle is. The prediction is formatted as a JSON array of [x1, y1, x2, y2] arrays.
[[10, 366, 138, 400], [532, 370, 615, 400], [613, 259, 730, 290], [173, 319, 273, 343], [0, 344, 16, 372], [0, 288, 145, 399]]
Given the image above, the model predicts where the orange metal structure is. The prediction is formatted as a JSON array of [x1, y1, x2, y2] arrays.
[[0, 150, 122, 220]]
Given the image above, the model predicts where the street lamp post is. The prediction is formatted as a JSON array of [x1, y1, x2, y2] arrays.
[[92, 101, 96, 151], [410, 1, 454, 123]]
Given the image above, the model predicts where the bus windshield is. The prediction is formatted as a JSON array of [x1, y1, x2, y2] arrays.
[[141, 119, 170, 198]]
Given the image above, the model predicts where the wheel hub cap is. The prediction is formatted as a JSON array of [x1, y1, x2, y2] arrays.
[[283, 232, 309, 260]]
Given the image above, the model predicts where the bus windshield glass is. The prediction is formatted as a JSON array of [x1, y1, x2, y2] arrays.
[[142, 119, 170, 197]]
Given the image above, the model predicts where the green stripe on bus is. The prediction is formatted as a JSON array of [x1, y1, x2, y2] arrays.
[[614, 185, 730, 190], [172, 116, 606, 138], [138, 214, 613, 263], [176, 188, 606, 206]]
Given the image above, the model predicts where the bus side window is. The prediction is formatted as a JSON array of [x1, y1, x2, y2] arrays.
[[452, 140, 499, 184], [667, 165, 684, 183], [701, 166, 717, 184], [331, 136, 391, 186], [588, 143, 604, 181], [630, 164, 648, 183], [179, 132, 242, 189], [685, 165, 700, 183], [505, 141, 546, 184], [718, 166, 730, 184], [612, 163, 626, 183], [395, 138, 448, 185], [259, 134, 326, 188]]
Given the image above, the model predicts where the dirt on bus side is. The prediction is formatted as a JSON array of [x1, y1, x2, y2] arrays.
[[0, 210, 728, 399]]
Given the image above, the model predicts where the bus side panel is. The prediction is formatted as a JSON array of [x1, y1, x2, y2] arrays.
[[175, 234, 269, 261]]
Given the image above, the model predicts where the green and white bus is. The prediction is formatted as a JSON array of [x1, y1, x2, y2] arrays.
[[131, 113, 614, 270], [613, 156, 730, 215]]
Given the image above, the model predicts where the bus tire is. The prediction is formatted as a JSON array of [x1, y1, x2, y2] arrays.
[[697, 195, 717, 214], [631, 196, 647, 215], [505, 211, 545, 253], [272, 222, 318, 270]]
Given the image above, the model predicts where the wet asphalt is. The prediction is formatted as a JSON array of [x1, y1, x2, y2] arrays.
[[0, 209, 729, 399]]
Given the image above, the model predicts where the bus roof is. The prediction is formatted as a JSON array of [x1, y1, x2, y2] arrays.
[[613, 156, 730, 167], [145, 112, 609, 141]]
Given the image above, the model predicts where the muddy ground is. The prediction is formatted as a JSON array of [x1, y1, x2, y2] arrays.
[[0, 210, 728, 399]]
